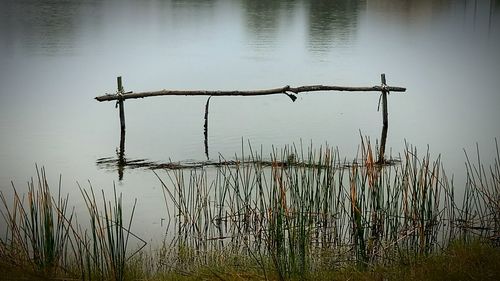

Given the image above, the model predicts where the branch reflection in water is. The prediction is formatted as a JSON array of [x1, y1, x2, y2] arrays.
[[204, 96, 212, 161], [96, 139, 400, 182]]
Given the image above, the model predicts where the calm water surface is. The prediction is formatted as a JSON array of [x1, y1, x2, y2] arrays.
[[1, 0, 500, 239]]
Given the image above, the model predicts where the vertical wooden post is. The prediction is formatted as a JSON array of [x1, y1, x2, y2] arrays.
[[117, 76, 126, 133], [378, 73, 388, 164], [117, 76, 126, 180]]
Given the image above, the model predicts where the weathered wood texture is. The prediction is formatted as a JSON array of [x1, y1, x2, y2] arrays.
[[117, 76, 126, 180], [117, 76, 126, 133], [95, 84, 406, 102], [377, 74, 389, 164]]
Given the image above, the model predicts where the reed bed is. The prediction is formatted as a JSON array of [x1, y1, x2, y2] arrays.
[[0, 169, 145, 280], [459, 139, 500, 244], [0, 166, 73, 276], [0, 139, 499, 280], [154, 139, 499, 279], [70, 183, 146, 281]]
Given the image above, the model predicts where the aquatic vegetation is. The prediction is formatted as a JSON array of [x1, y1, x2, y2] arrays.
[[72, 183, 146, 281], [0, 169, 145, 280], [0, 166, 72, 275], [153, 139, 499, 278], [0, 139, 499, 280]]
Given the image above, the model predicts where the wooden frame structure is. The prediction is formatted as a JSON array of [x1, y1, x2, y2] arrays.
[[95, 74, 405, 165]]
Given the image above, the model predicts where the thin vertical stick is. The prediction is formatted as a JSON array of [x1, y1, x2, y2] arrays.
[[378, 74, 388, 164], [117, 76, 126, 180], [204, 96, 212, 160]]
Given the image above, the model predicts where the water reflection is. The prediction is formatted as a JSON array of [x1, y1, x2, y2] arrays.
[[98, 95, 212, 180], [366, 0, 443, 16], [240, 0, 364, 54], [4, 0, 495, 57], [204, 96, 212, 160], [2, 0, 499, 185], [306, 0, 364, 54], [118, 126, 126, 181], [96, 141, 397, 182], [487, 0, 499, 36], [365, 0, 497, 25], [95, 76, 403, 181], [241, 0, 297, 50], [0, 0, 103, 55]]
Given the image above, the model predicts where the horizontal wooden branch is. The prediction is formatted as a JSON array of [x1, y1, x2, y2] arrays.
[[95, 84, 406, 102]]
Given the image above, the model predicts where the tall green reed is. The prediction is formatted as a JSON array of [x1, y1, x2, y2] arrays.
[[0, 166, 72, 275], [155, 139, 479, 277], [71, 183, 145, 281], [459, 139, 500, 244], [1, 139, 498, 280], [0, 167, 144, 281]]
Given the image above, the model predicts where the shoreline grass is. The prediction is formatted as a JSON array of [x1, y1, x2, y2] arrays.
[[1, 139, 499, 280], [127, 240, 500, 281]]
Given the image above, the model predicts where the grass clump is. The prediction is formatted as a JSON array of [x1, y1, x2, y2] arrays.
[[0, 167, 145, 281], [0, 139, 499, 280], [155, 139, 455, 277], [153, 138, 500, 279], [0, 166, 72, 276], [375, 239, 500, 281], [117, 238, 498, 281], [72, 184, 145, 281]]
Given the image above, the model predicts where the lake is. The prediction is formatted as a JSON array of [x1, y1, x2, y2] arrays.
[[1, 0, 499, 240]]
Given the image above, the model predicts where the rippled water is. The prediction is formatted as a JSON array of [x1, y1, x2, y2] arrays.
[[1, 0, 499, 238]]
